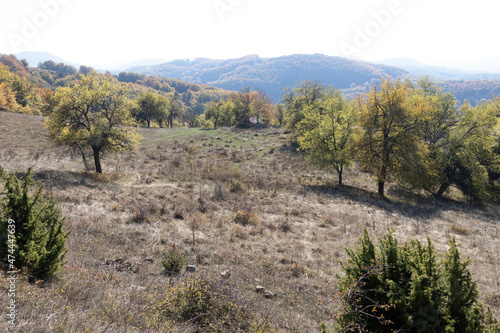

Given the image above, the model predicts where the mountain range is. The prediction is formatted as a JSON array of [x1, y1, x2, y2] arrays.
[[127, 54, 407, 100], [11, 51, 500, 105]]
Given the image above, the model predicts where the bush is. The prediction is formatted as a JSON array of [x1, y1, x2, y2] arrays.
[[229, 177, 246, 193], [233, 208, 259, 226], [335, 230, 499, 333], [0, 168, 68, 281], [161, 244, 186, 275], [158, 275, 276, 332]]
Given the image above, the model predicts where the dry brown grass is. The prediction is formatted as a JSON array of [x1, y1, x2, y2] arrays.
[[0, 110, 499, 332]]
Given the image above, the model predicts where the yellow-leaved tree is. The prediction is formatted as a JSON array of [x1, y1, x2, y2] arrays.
[[46, 71, 141, 173], [356, 78, 430, 197]]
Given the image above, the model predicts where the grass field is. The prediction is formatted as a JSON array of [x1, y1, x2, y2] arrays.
[[0, 110, 499, 332]]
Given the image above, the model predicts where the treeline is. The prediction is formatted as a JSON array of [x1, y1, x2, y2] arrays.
[[0, 54, 229, 121], [284, 79, 500, 203]]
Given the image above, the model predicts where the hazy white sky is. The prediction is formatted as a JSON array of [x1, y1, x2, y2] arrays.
[[1, 0, 500, 70]]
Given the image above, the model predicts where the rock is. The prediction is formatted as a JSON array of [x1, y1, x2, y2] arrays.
[[255, 285, 265, 293], [220, 270, 230, 279], [128, 284, 146, 292], [264, 291, 275, 299], [144, 256, 154, 263], [186, 265, 197, 272]]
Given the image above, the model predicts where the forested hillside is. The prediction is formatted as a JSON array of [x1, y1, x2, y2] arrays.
[[129, 54, 408, 101], [0, 54, 230, 117]]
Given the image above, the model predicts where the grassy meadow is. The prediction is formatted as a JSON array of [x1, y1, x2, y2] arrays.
[[0, 110, 499, 332]]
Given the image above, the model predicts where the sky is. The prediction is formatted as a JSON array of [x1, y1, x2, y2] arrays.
[[1, 0, 500, 71]]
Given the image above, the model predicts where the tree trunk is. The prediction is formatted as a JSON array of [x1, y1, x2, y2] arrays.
[[93, 148, 102, 174], [436, 182, 450, 197], [337, 167, 343, 186], [378, 180, 385, 197], [378, 165, 387, 197]]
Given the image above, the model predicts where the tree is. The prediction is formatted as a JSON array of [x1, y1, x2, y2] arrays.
[[357, 78, 428, 197], [166, 94, 184, 128], [46, 70, 141, 173], [274, 103, 285, 127], [283, 80, 325, 131], [132, 90, 168, 128], [432, 102, 497, 201], [79, 65, 93, 75], [205, 101, 224, 129], [230, 86, 254, 127], [251, 90, 274, 126], [0, 82, 19, 111], [297, 88, 357, 185], [442, 238, 483, 333], [0, 168, 68, 281], [399, 80, 499, 202], [155, 94, 171, 128], [336, 230, 495, 333]]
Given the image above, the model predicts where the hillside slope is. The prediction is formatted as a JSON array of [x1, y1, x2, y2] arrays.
[[0, 111, 499, 332]]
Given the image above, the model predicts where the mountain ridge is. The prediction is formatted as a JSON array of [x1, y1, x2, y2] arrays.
[[128, 53, 408, 101]]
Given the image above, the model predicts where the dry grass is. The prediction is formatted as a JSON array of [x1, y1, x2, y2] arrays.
[[0, 110, 499, 332]]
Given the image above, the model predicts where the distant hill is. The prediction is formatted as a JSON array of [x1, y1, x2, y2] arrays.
[[438, 79, 500, 105], [128, 54, 408, 101], [15, 51, 78, 68], [374, 57, 500, 81], [96, 58, 168, 72]]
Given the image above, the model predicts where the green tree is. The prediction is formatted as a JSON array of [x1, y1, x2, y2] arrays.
[[205, 101, 224, 129], [0, 168, 68, 281], [132, 90, 168, 128], [401, 81, 499, 202], [46, 71, 141, 173], [155, 94, 171, 128], [357, 79, 428, 197], [274, 103, 285, 127], [336, 230, 495, 333], [436, 101, 498, 202], [297, 88, 357, 185], [166, 94, 183, 128], [441, 238, 483, 333], [283, 80, 325, 131]]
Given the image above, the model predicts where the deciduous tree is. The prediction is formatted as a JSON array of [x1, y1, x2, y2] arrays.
[[46, 71, 141, 173], [297, 88, 357, 185], [132, 90, 168, 128], [357, 79, 427, 197]]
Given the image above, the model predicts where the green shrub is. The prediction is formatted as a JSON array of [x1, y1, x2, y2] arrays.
[[161, 244, 186, 275], [335, 229, 498, 333], [0, 168, 68, 281]]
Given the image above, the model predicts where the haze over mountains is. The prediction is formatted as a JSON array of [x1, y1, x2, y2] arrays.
[[13, 51, 500, 105], [375, 57, 500, 81]]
